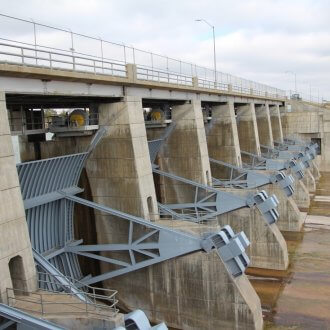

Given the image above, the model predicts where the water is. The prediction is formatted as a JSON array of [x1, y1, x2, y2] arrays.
[[248, 172, 330, 330]]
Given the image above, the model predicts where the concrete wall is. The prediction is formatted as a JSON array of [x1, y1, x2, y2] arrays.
[[0, 91, 36, 303]]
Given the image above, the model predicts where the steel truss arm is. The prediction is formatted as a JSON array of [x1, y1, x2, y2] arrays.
[[210, 158, 295, 197], [62, 194, 250, 282], [241, 150, 305, 180], [152, 167, 280, 225]]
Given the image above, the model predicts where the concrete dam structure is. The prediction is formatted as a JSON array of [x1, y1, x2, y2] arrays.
[[0, 13, 326, 330]]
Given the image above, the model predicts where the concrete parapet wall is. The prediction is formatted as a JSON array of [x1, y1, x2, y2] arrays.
[[0, 91, 36, 303]]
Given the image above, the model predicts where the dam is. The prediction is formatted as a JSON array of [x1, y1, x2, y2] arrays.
[[0, 13, 328, 330]]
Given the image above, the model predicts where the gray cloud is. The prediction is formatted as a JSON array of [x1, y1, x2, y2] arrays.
[[0, 0, 329, 100]]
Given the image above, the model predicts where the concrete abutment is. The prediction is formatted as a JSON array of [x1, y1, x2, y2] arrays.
[[0, 91, 37, 303]]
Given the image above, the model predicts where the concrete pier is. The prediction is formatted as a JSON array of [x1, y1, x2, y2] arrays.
[[0, 91, 36, 303], [155, 100, 212, 204], [290, 174, 310, 211], [258, 172, 303, 232], [255, 103, 274, 147], [236, 103, 261, 156], [217, 189, 289, 270], [202, 102, 288, 268], [206, 101, 242, 179], [269, 104, 284, 142]]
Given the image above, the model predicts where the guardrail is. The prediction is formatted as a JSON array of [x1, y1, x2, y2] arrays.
[[0, 42, 127, 77], [6, 270, 118, 318], [137, 66, 193, 86], [0, 12, 287, 99]]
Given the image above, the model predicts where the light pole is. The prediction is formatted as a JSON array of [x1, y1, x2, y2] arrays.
[[196, 19, 217, 82], [285, 70, 297, 94]]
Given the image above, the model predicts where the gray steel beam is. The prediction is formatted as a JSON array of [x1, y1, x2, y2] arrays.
[[0, 303, 66, 330]]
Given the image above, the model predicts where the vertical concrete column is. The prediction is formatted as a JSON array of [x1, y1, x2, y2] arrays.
[[255, 103, 274, 148], [157, 100, 212, 203], [206, 100, 242, 167], [236, 103, 261, 156], [0, 92, 36, 303], [269, 104, 284, 143], [86, 96, 158, 220]]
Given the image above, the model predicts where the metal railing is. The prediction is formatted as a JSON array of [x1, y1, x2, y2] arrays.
[[0, 42, 127, 77], [198, 78, 228, 91], [0, 12, 286, 98], [137, 66, 193, 86], [6, 271, 118, 318]]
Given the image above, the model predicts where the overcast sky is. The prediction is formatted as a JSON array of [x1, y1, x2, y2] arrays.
[[0, 0, 329, 100]]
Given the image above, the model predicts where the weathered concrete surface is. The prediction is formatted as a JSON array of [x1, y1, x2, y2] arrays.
[[311, 159, 321, 181], [256, 172, 303, 232], [87, 96, 158, 219], [154, 100, 212, 204], [255, 103, 274, 148], [287, 172, 310, 211], [217, 188, 289, 270], [236, 103, 261, 156], [206, 101, 242, 180], [0, 91, 36, 303], [269, 104, 284, 143], [302, 168, 316, 194]]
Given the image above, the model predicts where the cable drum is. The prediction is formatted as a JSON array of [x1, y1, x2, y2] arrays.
[[69, 109, 89, 127]]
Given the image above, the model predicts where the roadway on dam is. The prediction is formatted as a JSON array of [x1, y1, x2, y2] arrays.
[[248, 172, 330, 329]]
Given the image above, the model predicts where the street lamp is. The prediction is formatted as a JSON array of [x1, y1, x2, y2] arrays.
[[196, 19, 217, 82], [285, 70, 297, 94]]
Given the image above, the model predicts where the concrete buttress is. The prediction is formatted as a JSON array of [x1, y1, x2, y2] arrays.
[[269, 104, 284, 143], [236, 103, 261, 156], [154, 100, 213, 203], [255, 103, 274, 148], [206, 101, 242, 178]]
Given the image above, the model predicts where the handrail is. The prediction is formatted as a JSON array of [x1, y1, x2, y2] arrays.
[[6, 286, 118, 318], [0, 12, 288, 98], [36, 271, 117, 300]]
